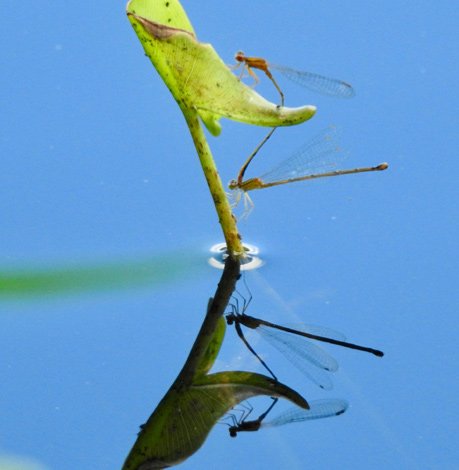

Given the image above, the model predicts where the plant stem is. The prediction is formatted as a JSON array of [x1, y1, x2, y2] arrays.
[[182, 108, 244, 257]]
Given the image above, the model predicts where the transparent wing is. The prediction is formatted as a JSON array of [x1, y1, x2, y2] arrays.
[[263, 399, 348, 427], [258, 325, 339, 371], [270, 64, 355, 98], [257, 325, 338, 390], [259, 127, 345, 184]]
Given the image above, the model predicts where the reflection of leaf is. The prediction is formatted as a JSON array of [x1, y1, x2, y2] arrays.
[[126, 0, 316, 136], [193, 371, 309, 409], [122, 371, 308, 470], [0, 252, 202, 299], [194, 313, 227, 377], [123, 258, 309, 469]]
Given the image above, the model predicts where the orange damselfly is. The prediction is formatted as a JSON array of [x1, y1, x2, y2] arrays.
[[229, 127, 388, 214], [234, 51, 355, 106]]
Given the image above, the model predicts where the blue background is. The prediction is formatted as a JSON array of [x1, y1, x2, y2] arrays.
[[1, 1, 458, 469]]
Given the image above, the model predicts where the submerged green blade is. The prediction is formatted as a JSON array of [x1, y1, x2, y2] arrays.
[[0, 252, 201, 299]]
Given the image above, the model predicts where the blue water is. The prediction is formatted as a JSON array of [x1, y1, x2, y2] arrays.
[[1, 1, 458, 469]]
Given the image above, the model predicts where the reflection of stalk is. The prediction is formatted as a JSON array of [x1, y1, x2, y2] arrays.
[[181, 109, 244, 257], [173, 256, 240, 387], [122, 256, 309, 469]]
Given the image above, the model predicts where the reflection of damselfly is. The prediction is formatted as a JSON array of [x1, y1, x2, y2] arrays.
[[233, 51, 355, 106], [229, 127, 389, 214], [228, 397, 348, 437], [226, 300, 384, 389]]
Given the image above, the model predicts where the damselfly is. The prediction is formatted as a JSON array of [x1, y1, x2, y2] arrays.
[[233, 51, 355, 106], [229, 127, 388, 214], [228, 397, 348, 437], [226, 300, 383, 389]]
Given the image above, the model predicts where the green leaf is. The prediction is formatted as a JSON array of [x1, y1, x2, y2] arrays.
[[127, 1, 316, 136]]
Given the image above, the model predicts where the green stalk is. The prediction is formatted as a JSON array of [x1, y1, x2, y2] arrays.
[[181, 107, 244, 257]]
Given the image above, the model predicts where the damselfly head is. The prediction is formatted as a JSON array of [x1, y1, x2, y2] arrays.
[[234, 51, 245, 62], [228, 179, 238, 190]]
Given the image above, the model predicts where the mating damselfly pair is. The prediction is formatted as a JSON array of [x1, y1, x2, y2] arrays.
[[223, 293, 383, 436], [229, 52, 388, 214]]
